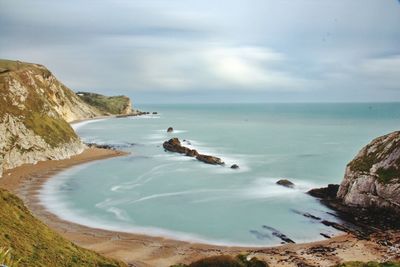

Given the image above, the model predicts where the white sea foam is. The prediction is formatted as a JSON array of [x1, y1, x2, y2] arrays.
[[39, 168, 339, 247], [241, 177, 321, 200], [106, 207, 131, 222], [156, 129, 188, 134], [128, 189, 233, 204], [39, 187, 334, 247], [110, 163, 174, 192], [71, 118, 108, 131], [129, 114, 160, 119]]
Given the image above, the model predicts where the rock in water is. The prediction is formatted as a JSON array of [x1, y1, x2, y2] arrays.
[[186, 149, 199, 157], [167, 127, 174, 132], [163, 138, 185, 153], [262, 225, 295, 244], [163, 138, 224, 164], [308, 184, 339, 199], [231, 164, 239, 169], [276, 179, 294, 188], [163, 138, 198, 157], [196, 154, 225, 165], [337, 131, 400, 213]]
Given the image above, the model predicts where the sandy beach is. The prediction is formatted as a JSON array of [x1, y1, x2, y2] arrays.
[[0, 147, 399, 267]]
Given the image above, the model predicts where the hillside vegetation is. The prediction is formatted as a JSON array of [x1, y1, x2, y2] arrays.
[[0, 188, 125, 267], [77, 92, 132, 115]]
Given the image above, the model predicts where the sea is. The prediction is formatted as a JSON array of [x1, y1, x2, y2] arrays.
[[39, 103, 400, 246]]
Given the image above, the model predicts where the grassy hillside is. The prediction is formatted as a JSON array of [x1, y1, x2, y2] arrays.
[[0, 188, 125, 267], [77, 92, 132, 115]]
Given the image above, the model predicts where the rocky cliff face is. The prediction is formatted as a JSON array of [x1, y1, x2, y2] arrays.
[[337, 131, 400, 213], [0, 59, 105, 177]]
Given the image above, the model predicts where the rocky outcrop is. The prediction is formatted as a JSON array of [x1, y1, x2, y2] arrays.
[[76, 92, 133, 115], [337, 131, 400, 213], [231, 164, 239, 169], [163, 138, 199, 157], [196, 154, 224, 165], [0, 59, 120, 177], [0, 61, 102, 122], [276, 179, 294, 188], [308, 184, 339, 199], [163, 138, 224, 165]]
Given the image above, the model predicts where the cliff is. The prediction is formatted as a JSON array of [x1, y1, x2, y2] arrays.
[[0, 59, 125, 177], [337, 131, 400, 213], [76, 91, 133, 115], [0, 188, 125, 266]]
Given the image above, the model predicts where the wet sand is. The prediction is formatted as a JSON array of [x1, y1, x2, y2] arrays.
[[0, 147, 398, 267]]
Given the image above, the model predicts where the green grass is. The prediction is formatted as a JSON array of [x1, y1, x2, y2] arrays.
[[24, 111, 77, 147], [348, 132, 400, 183], [0, 188, 126, 267], [77, 92, 131, 115], [376, 166, 400, 183], [0, 247, 21, 267]]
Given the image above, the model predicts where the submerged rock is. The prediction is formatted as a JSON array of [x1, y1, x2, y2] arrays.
[[276, 179, 294, 188], [262, 225, 295, 244], [167, 127, 174, 132], [231, 164, 239, 169], [196, 154, 225, 165], [152, 111, 158, 114]]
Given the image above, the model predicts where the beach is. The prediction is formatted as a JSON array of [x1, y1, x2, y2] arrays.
[[0, 146, 398, 266]]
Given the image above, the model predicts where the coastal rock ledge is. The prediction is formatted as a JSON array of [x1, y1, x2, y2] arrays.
[[337, 131, 400, 213]]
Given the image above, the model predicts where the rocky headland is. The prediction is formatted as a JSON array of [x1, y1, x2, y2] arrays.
[[306, 131, 400, 258], [0, 59, 135, 177]]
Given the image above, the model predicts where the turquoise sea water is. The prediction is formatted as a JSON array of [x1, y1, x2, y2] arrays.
[[40, 103, 400, 246]]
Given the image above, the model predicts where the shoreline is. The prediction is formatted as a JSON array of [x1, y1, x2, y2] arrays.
[[0, 149, 395, 266]]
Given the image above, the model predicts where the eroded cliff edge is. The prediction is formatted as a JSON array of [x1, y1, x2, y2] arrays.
[[337, 131, 400, 213], [0, 59, 133, 177]]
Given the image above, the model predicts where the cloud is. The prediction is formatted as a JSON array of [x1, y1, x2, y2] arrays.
[[359, 55, 400, 88], [203, 46, 308, 90], [116, 45, 309, 92], [0, 0, 399, 102]]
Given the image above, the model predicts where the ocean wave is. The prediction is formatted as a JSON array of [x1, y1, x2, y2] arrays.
[[106, 207, 131, 222], [156, 129, 188, 134], [128, 114, 160, 119], [128, 189, 233, 204], [110, 163, 174, 192], [240, 177, 320, 200], [71, 118, 108, 131], [39, 189, 331, 247]]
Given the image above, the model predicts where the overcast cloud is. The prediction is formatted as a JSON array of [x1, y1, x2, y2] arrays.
[[0, 0, 399, 103]]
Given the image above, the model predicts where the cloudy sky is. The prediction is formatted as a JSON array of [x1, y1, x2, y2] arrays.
[[1, 0, 399, 103]]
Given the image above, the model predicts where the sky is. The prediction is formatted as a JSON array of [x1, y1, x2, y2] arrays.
[[0, 0, 400, 103]]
